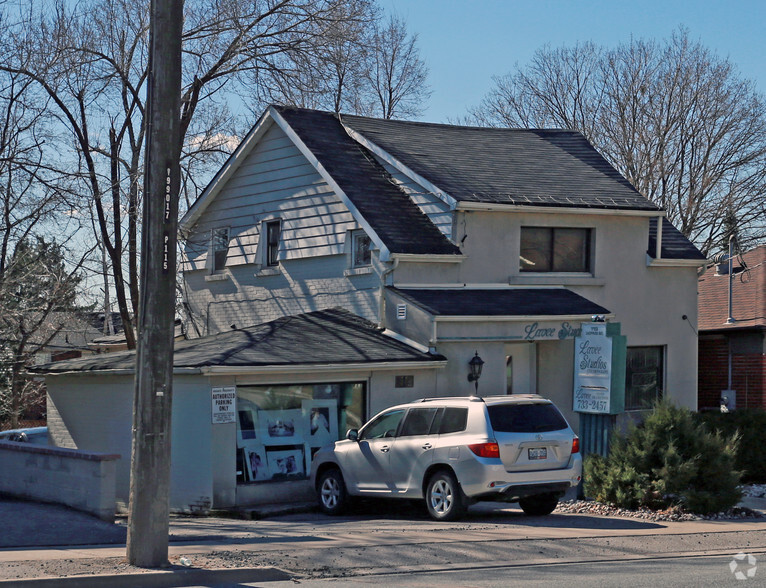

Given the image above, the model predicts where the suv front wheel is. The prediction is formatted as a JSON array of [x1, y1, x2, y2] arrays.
[[318, 468, 348, 515], [519, 493, 559, 516], [425, 471, 466, 521]]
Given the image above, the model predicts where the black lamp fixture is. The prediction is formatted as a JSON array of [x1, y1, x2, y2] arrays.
[[467, 351, 484, 393]]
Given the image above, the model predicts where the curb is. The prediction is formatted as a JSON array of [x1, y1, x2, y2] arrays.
[[0, 566, 292, 587]]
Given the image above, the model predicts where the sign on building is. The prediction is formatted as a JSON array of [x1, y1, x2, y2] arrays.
[[211, 387, 237, 424], [573, 323, 612, 414]]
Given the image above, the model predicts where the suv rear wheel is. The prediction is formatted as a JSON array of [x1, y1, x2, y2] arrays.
[[425, 471, 466, 521], [519, 493, 559, 516], [318, 468, 347, 515]]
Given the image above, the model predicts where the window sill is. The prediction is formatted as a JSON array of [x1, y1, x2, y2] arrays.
[[205, 272, 230, 282], [508, 274, 605, 286], [344, 266, 373, 277], [255, 267, 281, 277]]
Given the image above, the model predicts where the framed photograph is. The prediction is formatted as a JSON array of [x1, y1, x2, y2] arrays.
[[237, 409, 258, 443], [302, 399, 339, 472], [259, 408, 304, 445], [244, 444, 270, 482], [266, 447, 305, 479], [302, 399, 338, 441]]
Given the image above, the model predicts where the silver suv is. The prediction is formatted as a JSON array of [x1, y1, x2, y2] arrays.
[[310, 395, 582, 521]]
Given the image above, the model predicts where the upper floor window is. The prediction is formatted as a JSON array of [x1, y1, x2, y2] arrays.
[[352, 231, 371, 267], [212, 227, 229, 272], [265, 220, 281, 267], [519, 227, 591, 273]]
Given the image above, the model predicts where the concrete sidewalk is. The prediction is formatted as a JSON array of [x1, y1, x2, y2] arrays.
[[2, 496, 766, 587]]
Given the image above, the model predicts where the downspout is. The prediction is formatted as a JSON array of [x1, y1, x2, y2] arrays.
[[378, 257, 400, 330], [655, 215, 663, 260]]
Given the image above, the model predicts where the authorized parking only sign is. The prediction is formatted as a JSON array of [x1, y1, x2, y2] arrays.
[[211, 387, 237, 424]]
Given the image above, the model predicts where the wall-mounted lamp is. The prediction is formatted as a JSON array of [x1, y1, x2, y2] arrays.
[[591, 315, 605, 323], [467, 351, 484, 394]]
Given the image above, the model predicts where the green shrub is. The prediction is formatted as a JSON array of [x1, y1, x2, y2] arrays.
[[696, 409, 766, 484], [584, 401, 742, 514]]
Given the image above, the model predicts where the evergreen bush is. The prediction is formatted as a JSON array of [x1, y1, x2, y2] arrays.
[[584, 401, 742, 514], [696, 409, 766, 484]]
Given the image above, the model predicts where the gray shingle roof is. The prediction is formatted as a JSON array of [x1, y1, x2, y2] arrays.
[[389, 288, 610, 317], [342, 114, 660, 211], [647, 217, 706, 260], [30, 308, 444, 374], [274, 106, 460, 256]]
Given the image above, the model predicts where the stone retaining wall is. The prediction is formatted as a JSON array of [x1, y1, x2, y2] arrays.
[[0, 442, 120, 521]]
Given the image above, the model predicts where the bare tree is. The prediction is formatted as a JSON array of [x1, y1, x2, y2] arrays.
[[469, 29, 766, 254], [364, 14, 430, 119], [0, 58, 91, 428], [0, 0, 385, 349]]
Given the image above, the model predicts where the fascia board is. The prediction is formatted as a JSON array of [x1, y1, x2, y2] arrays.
[[269, 107, 393, 262], [342, 125, 458, 210], [179, 110, 275, 233], [200, 361, 447, 376], [434, 314, 615, 322], [647, 256, 707, 268], [457, 202, 665, 217], [390, 253, 464, 263]]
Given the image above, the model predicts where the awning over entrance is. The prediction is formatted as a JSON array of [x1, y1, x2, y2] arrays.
[[388, 287, 610, 317]]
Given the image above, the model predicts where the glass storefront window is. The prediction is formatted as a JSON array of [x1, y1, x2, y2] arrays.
[[235, 382, 365, 484]]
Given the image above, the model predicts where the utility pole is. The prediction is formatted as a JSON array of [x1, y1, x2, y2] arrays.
[[126, 0, 182, 568]]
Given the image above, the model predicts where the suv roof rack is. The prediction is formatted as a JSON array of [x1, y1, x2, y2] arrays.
[[415, 396, 485, 403]]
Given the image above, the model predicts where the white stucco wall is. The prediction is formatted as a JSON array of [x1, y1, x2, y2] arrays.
[[46, 374, 214, 512]]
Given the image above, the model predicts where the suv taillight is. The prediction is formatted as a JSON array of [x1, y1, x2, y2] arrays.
[[572, 437, 580, 454], [468, 442, 500, 458]]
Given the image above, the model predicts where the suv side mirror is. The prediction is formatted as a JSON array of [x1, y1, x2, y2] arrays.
[[346, 429, 359, 442]]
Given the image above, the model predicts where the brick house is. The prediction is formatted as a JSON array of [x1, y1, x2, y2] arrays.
[[698, 245, 766, 410]]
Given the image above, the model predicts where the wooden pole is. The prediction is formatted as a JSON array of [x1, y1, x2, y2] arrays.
[[126, 0, 182, 568]]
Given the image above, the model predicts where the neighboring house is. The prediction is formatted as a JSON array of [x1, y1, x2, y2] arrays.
[[34, 105, 705, 511], [698, 245, 766, 410]]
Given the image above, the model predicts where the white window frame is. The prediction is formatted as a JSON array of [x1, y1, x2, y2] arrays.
[[351, 230, 372, 268], [211, 227, 230, 273]]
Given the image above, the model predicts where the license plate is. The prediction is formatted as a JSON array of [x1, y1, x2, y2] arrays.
[[528, 447, 547, 460]]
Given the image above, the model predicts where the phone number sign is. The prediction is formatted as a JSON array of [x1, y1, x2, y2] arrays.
[[573, 323, 612, 414]]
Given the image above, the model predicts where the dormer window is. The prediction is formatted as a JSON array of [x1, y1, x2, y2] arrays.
[[265, 220, 281, 267], [212, 227, 230, 272], [520, 227, 591, 273], [352, 231, 371, 268]]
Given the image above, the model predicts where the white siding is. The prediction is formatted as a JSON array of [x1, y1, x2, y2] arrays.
[[182, 121, 359, 272]]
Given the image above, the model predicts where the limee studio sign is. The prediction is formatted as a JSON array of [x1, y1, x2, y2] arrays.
[[572, 323, 613, 414], [522, 321, 582, 341]]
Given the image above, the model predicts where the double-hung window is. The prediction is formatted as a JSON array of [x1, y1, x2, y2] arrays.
[[265, 220, 281, 267], [212, 227, 229, 273], [520, 227, 591, 273], [352, 231, 371, 268]]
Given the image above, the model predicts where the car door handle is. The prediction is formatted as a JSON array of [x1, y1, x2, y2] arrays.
[[422, 443, 432, 450], [379, 445, 390, 453]]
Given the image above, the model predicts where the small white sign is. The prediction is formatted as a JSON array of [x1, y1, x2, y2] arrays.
[[212, 387, 237, 424]]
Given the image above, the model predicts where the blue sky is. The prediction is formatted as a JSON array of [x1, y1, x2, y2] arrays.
[[385, 0, 766, 123]]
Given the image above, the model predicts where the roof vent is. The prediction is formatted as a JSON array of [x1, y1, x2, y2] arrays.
[[396, 304, 407, 320]]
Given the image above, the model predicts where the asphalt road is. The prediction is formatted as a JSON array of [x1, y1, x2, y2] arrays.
[[2, 497, 766, 587]]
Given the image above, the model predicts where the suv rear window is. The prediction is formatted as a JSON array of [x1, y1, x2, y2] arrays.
[[488, 403, 568, 433]]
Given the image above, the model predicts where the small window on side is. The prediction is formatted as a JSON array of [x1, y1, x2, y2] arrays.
[[352, 231, 371, 267], [430, 407, 468, 435], [212, 227, 229, 272], [265, 220, 281, 267]]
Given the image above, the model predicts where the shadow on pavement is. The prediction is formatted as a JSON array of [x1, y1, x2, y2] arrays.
[[0, 497, 126, 548]]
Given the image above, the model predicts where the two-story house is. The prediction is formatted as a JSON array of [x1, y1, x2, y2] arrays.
[[34, 105, 705, 511]]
